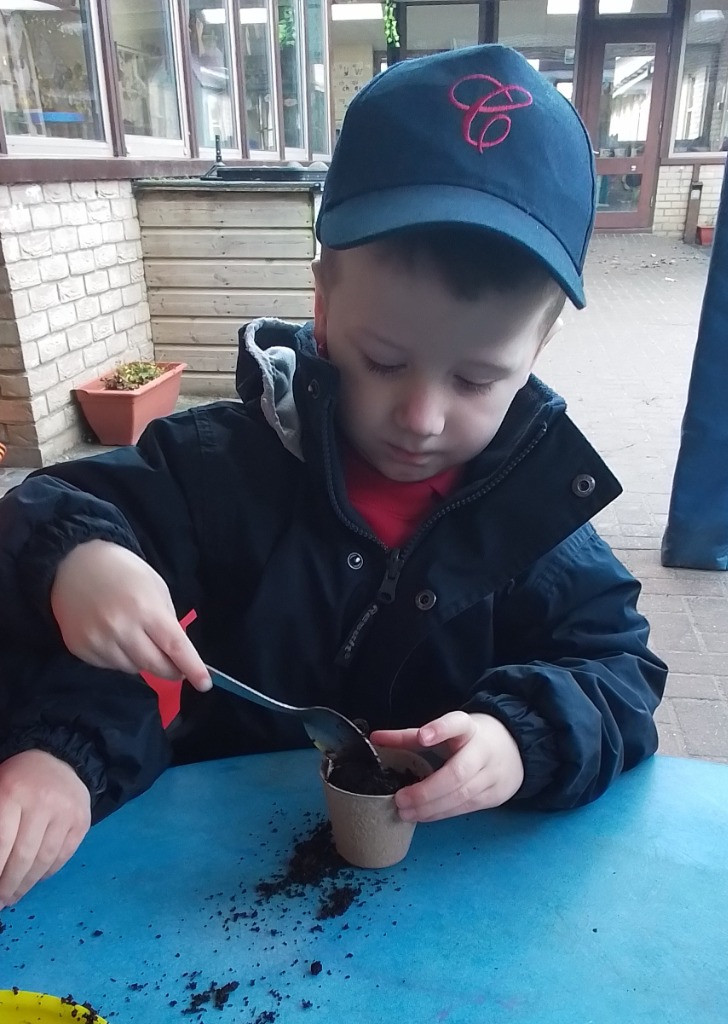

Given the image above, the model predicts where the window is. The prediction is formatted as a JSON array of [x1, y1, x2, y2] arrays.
[[329, 0, 386, 132], [673, 0, 728, 153], [0, 0, 338, 161], [499, 0, 578, 101], [597, 0, 669, 14], [0, 0, 106, 147], [278, 0, 306, 151], [108, 0, 184, 149], [306, 0, 329, 154], [239, 0, 278, 153], [405, 4, 479, 53], [188, 0, 238, 151]]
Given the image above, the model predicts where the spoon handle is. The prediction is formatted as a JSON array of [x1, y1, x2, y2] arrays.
[[205, 665, 299, 715]]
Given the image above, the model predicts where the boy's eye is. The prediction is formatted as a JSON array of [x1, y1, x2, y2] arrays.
[[456, 377, 495, 396], [364, 356, 404, 376]]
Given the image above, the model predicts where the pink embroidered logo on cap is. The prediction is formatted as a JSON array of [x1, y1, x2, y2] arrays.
[[449, 74, 533, 152]]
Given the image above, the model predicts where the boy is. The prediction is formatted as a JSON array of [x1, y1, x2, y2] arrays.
[[0, 45, 666, 908]]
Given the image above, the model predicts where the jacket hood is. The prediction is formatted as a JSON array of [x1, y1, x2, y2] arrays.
[[235, 317, 568, 473], [236, 318, 317, 461]]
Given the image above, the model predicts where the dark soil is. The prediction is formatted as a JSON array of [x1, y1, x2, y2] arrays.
[[316, 885, 360, 920], [327, 762, 419, 796], [256, 821, 349, 897], [182, 980, 239, 1014], [255, 820, 364, 922], [59, 995, 102, 1022]]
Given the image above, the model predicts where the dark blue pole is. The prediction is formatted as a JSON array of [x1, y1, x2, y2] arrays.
[[662, 169, 728, 570]]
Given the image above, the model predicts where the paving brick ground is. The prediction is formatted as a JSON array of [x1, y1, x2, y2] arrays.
[[541, 233, 728, 764], [1, 233, 726, 764]]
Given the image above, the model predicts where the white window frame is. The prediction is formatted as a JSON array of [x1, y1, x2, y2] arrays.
[[280, 0, 309, 158], [312, 0, 333, 159], [121, 0, 189, 158], [669, 0, 728, 157], [4, 0, 113, 157], [267, 0, 283, 154], [233, 0, 280, 157], [197, 0, 244, 157]]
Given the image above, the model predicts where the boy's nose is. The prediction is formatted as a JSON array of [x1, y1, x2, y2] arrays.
[[394, 385, 446, 439]]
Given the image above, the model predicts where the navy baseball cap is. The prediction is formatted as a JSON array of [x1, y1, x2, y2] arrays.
[[316, 45, 596, 308]]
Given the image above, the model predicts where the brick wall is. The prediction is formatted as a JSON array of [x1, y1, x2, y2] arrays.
[[652, 165, 694, 238], [653, 162, 726, 239], [696, 164, 725, 227], [0, 181, 153, 467]]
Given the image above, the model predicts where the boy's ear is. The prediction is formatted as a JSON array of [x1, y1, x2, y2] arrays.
[[531, 314, 564, 367], [523, 315, 563, 384], [311, 259, 328, 353], [542, 315, 564, 349]]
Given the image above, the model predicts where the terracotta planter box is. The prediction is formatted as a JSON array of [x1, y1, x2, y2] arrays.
[[696, 226, 714, 246], [74, 362, 187, 446]]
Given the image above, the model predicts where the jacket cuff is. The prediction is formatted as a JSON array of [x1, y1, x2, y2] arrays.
[[20, 516, 143, 627], [0, 725, 107, 808], [462, 691, 559, 802]]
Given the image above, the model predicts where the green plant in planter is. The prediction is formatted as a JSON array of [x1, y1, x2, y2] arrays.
[[103, 361, 164, 391]]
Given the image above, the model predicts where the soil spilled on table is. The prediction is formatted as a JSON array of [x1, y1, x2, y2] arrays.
[[59, 994, 103, 1022], [256, 820, 361, 916]]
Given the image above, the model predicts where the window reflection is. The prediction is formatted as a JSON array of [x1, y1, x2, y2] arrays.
[[598, 43, 655, 155], [673, 0, 728, 153], [0, 0, 104, 141], [306, 0, 328, 154], [188, 0, 236, 149], [278, 0, 305, 150], [239, 0, 277, 152], [108, 0, 182, 140]]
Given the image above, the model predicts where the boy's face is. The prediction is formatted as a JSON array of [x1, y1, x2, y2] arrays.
[[313, 243, 560, 482]]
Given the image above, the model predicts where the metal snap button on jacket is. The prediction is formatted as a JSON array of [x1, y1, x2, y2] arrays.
[[572, 474, 596, 498], [415, 589, 437, 610], [347, 552, 363, 570]]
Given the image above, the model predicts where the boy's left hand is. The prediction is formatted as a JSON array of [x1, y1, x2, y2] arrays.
[[369, 712, 524, 822]]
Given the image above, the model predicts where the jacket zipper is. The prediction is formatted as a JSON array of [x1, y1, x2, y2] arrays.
[[400, 421, 548, 560], [334, 547, 406, 666], [321, 401, 548, 665]]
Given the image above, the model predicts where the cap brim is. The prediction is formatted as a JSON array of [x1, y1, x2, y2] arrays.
[[317, 184, 586, 309]]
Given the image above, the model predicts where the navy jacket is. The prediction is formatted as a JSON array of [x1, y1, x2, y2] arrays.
[[0, 321, 666, 821]]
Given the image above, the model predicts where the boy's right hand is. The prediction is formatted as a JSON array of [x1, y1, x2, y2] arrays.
[[51, 540, 211, 690], [0, 750, 91, 908]]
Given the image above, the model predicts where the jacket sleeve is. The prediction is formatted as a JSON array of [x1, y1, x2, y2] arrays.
[[463, 524, 667, 810], [0, 411, 206, 643], [0, 645, 171, 823], [0, 412, 206, 817]]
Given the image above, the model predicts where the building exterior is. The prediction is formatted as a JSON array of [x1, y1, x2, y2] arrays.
[[0, 0, 724, 227], [0, 0, 725, 465]]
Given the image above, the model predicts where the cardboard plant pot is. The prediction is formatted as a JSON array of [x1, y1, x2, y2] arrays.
[[74, 362, 186, 446], [321, 747, 433, 869]]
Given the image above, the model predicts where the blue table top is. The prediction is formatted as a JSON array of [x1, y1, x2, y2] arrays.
[[2, 751, 726, 1024]]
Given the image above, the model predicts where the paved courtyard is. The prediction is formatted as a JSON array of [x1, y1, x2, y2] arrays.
[[541, 233, 727, 764], [1, 233, 726, 764]]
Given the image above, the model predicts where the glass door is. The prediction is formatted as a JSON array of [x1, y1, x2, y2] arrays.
[[582, 22, 671, 228]]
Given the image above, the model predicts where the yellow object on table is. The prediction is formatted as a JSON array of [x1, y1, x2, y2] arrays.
[[0, 991, 106, 1023]]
